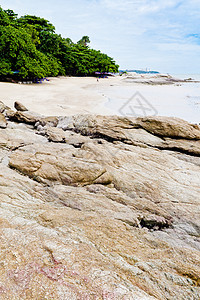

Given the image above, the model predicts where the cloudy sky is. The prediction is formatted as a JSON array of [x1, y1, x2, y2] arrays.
[[1, 0, 200, 74]]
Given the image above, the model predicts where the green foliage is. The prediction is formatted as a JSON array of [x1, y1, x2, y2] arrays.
[[38, 31, 62, 56], [0, 60, 12, 76], [0, 7, 10, 25], [17, 15, 55, 33], [24, 25, 40, 46], [63, 38, 74, 46], [0, 25, 60, 78], [0, 6, 119, 79], [77, 35, 90, 46], [4, 9, 18, 21]]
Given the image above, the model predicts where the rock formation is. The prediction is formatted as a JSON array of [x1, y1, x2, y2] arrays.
[[0, 101, 199, 299]]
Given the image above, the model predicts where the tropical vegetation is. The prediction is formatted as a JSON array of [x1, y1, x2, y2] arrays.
[[0, 6, 119, 80]]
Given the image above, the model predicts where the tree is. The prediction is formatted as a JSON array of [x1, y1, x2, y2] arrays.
[[0, 25, 60, 78], [0, 60, 12, 76], [4, 9, 18, 21], [0, 7, 10, 25], [17, 15, 55, 33], [63, 38, 74, 46], [0, 6, 119, 79], [77, 36, 90, 46]]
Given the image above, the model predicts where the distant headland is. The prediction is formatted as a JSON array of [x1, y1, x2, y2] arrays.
[[120, 69, 160, 74]]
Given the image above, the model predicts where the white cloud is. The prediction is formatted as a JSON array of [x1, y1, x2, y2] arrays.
[[102, 0, 142, 11], [138, 0, 178, 14]]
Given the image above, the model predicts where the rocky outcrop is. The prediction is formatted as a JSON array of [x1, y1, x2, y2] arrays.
[[123, 73, 197, 85], [57, 114, 200, 140], [136, 116, 200, 139], [0, 102, 200, 299], [57, 114, 200, 156]]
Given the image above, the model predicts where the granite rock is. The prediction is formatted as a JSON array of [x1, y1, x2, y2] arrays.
[[0, 104, 199, 299]]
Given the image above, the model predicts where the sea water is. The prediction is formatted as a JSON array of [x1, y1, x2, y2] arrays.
[[98, 74, 200, 124]]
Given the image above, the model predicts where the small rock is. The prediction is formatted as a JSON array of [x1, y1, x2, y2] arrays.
[[14, 101, 28, 112], [46, 127, 66, 143], [38, 116, 58, 127]]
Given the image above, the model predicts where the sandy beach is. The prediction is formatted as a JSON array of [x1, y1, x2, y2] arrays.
[[1, 75, 200, 123], [0, 77, 111, 116]]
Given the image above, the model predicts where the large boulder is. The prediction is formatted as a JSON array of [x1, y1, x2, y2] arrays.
[[136, 116, 200, 139]]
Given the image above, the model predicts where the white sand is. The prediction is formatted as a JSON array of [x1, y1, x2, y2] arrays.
[[0, 76, 112, 116], [0, 76, 200, 123]]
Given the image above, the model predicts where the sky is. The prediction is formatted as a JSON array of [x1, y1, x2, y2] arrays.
[[1, 0, 200, 74]]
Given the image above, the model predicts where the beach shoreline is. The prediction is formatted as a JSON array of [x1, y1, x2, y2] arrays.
[[0, 74, 200, 123]]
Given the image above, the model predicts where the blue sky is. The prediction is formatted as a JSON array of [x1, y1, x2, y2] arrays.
[[1, 0, 200, 73]]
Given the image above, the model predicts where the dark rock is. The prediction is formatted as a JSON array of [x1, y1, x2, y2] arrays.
[[139, 214, 173, 230], [14, 101, 28, 112], [10, 111, 41, 125]]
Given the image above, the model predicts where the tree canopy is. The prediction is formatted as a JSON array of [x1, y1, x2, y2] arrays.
[[0, 6, 119, 80]]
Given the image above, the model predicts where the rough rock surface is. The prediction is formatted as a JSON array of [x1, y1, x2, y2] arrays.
[[136, 116, 200, 139], [0, 112, 7, 128], [0, 103, 200, 299]]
